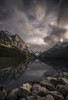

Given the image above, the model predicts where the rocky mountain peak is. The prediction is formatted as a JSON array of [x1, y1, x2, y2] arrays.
[[0, 30, 28, 51], [13, 34, 27, 51]]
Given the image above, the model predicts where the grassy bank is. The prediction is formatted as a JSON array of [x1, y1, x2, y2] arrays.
[[0, 44, 26, 58]]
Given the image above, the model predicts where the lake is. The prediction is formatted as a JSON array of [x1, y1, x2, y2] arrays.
[[0, 58, 68, 88]]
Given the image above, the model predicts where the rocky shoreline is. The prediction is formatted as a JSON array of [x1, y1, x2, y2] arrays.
[[0, 72, 68, 100]]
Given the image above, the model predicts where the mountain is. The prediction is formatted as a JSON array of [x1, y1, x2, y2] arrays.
[[0, 30, 32, 59], [40, 42, 68, 58], [0, 30, 27, 51]]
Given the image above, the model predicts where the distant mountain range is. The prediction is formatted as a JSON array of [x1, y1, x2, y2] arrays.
[[40, 42, 68, 58], [0, 30, 32, 59]]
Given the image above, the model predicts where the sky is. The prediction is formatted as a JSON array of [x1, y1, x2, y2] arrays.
[[0, 0, 68, 52]]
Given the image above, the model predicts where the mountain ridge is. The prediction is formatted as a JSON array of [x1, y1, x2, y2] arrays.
[[40, 42, 68, 58], [0, 30, 27, 51], [0, 30, 32, 60]]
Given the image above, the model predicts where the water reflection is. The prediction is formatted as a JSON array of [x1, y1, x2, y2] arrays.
[[0, 63, 27, 83], [41, 58, 68, 72], [0, 58, 68, 88]]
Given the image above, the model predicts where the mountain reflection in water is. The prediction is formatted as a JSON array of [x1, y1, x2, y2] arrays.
[[0, 58, 68, 88]]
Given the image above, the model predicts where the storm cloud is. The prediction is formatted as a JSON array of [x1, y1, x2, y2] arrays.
[[44, 0, 68, 50], [0, 0, 68, 51], [58, 0, 68, 26], [44, 25, 67, 47]]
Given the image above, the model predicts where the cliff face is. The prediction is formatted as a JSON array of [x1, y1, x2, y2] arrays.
[[13, 34, 27, 51], [0, 30, 27, 51]]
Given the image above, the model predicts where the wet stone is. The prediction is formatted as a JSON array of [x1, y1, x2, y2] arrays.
[[40, 80, 56, 91]]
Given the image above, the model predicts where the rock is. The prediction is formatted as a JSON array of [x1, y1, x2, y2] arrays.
[[38, 91, 48, 97], [20, 83, 32, 92], [32, 84, 49, 97], [62, 72, 68, 78], [17, 83, 32, 97], [56, 85, 68, 96], [66, 95, 68, 100], [32, 84, 41, 92], [7, 88, 18, 100], [19, 98, 26, 100], [49, 91, 64, 100], [0, 87, 7, 100], [47, 77, 66, 86], [55, 72, 63, 77], [38, 87, 49, 97], [33, 84, 49, 92], [27, 96, 45, 100], [61, 78, 68, 85], [43, 97, 47, 100], [32, 90, 38, 96], [40, 80, 56, 91], [17, 87, 31, 98], [40, 87, 49, 93], [45, 95, 55, 100]]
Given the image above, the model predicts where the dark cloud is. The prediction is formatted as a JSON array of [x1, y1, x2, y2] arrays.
[[58, 0, 68, 25], [49, 25, 66, 37], [0, 0, 17, 21], [43, 0, 68, 50], [44, 25, 66, 46], [0, 0, 67, 51], [0, 9, 14, 21], [0, 0, 59, 21], [44, 0, 60, 14]]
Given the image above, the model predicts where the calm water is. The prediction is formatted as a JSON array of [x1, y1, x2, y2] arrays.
[[0, 58, 68, 88]]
